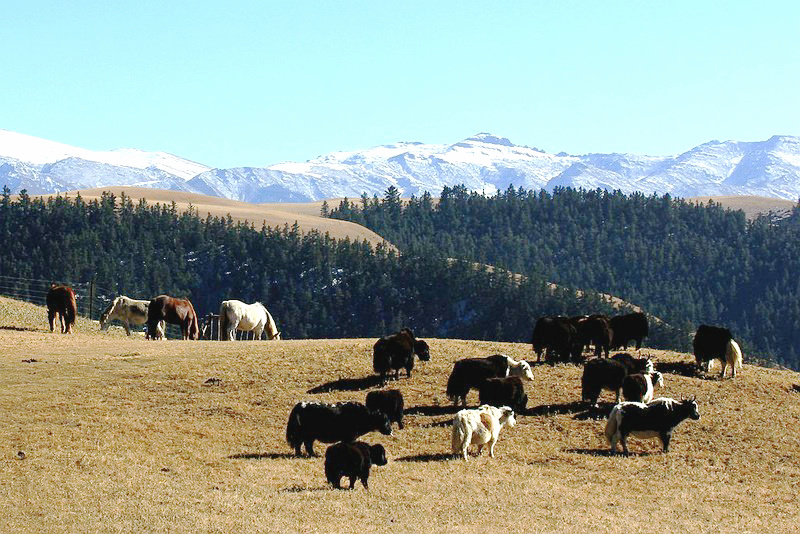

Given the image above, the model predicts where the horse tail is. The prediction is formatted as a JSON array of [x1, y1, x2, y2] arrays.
[[186, 300, 199, 340], [65, 288, 77, 332], [219, 302, 230, 341], [286, 403, 304, 452]]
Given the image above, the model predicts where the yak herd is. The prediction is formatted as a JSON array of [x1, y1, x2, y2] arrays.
[[43, 284, 744, 490], [287, 313, 743, 490]]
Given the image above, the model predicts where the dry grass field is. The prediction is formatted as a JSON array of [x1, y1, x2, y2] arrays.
[[1, 296, 799, 533], [686, 195, 796, 220]]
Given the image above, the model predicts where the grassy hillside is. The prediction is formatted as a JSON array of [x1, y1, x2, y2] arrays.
[[1, 297, 799, 532], [27, 187, 392, 248]]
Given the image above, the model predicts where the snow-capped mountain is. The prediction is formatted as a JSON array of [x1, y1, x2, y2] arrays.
[[0, 130, 209, 194], [2, 129, 800, 202]]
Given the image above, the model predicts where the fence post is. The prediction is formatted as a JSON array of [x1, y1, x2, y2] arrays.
[[89, 279, 95, 320]]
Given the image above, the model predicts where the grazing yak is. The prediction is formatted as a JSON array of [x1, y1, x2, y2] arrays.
[[46, 284, 77, 334], [581, 358, 628, 405], [605, 397, 700, 455], [451, 405, 516, 460], [531, 316, 583, 363], [324, 441, 388, 490], [286, 401, 392, 457], [693, 325, 743, 378], [365, 389, 405, 430], [478, 376, 528, 413], [610, 312, 649, 350], [447, 354, 533, 407], [571, 314, 613, 358], [583, 354, 655, 405], [373, 328, 430, 385], [622, 371, 664, 404], [611, 352, 654, 375]]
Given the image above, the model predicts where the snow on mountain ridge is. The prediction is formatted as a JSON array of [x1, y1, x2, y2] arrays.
[[2, 129, 799, 203], [0, 129, 209, 180]]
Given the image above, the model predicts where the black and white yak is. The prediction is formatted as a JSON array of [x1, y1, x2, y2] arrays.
[[581, 354, 654, 406], [693, 324, 743, 378], [605, 397, 700, 455], [447, 354, 534, 407], [622, 371, 664, 404]]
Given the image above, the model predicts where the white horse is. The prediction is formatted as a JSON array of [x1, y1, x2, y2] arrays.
[[100, 296, 164, 337], [219, 300, 281, 341]]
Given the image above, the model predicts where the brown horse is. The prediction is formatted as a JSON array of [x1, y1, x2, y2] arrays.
[[146, 295, 199, 340], [46, 284, 77, 333]]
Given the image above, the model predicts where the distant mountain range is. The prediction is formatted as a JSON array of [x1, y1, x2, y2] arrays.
[[2, 129, 799, 202]]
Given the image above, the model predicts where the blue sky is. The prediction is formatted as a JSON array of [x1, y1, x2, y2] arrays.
[[2, 1, 798, 168]]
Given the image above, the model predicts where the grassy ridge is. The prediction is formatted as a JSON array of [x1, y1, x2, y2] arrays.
[[1, 297, 799, 532]]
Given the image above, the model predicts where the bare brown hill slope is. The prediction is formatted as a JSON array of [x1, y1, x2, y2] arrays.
[[1, 296, 798, 532], [687, 195, 796, 220], [28, 187, 392, 248]]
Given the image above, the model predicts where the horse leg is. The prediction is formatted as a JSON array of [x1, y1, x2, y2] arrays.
[[124, 321, 131, 336], [48, 310, 56, 332], [59, 313, 66, 333]]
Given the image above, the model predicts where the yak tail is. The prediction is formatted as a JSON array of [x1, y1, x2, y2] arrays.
[[445, 371, 462, 404], [451, 416, 467, 456], [604, 406, 621, 445], [727, 339, 743, 371], [286, 404, 303, 452]]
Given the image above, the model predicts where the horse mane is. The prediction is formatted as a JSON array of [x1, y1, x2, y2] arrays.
[[100, 299, 117, 321]]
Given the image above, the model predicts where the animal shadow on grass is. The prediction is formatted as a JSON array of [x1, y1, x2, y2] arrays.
[[564, 448, 618, 457], [227, 452, 299, 460], [405, 405, 460, 416], [307, 375, 383, 394], [566, 448, 656, 457], [279, 484, 331, 493], [655, 361, 701, 378], [524, 401, 614, 420], [395, 453, 456, 463], [0, 325, 40, 332]]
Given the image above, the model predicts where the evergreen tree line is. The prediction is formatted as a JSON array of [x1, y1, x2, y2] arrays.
[[328, 185, 800, 370], [0, 187, 686, 348]]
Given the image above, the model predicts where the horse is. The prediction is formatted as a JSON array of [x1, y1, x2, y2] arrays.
[[100, 296, 164, 337], [46, 284, 77, 333], [146, 295, 199, 340], [218, 300, 281, 341]]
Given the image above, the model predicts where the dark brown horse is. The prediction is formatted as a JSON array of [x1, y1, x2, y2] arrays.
[[46, 284, 77, 333], [147, 295, 199, 340]]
